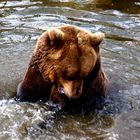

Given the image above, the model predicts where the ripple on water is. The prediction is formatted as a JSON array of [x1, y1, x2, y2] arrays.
[[112, 110, 140, 140], [0, 99, 117, 140], [0, 99, 60, 139]]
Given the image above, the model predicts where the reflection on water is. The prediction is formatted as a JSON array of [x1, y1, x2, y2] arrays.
[[0, 0, 140, 139]]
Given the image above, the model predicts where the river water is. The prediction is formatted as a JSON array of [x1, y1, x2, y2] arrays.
[[0, 0, 140, 140]]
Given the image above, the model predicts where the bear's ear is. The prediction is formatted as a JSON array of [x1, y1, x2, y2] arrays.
[[91, 32, 105, 46], [47, 28, 64, 46]]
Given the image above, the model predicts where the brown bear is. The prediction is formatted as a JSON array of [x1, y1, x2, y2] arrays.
[[16, 24, 108, 108]]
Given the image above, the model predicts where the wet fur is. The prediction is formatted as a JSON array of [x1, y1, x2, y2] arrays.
[[16, 25, 108, 108]]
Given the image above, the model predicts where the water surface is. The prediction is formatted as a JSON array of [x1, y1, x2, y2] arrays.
[[0, 0, 140, 139]]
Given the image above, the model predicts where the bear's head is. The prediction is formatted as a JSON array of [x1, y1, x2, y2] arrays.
[[16, 25, 107, 105]]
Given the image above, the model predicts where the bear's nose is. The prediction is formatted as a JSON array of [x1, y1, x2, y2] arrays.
[[58, 86, 65, 94]]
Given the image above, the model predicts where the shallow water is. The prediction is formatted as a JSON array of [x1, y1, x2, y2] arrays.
[[0, 0, 140, 139]]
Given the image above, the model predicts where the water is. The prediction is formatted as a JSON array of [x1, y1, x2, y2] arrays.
[[0, 0, 140, 139]]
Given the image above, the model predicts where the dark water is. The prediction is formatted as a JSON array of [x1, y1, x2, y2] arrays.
[[0, 0, 140, 139]]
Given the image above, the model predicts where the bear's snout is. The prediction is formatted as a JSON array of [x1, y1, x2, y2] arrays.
[[59, 79, 83, 99], [58, 86, 65, 94]]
